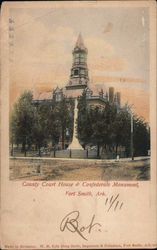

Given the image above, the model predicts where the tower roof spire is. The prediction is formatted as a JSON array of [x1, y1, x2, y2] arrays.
[[75, 33, 86, 50]]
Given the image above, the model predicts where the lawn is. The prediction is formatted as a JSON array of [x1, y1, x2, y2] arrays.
[[9, 158, 150, 181]]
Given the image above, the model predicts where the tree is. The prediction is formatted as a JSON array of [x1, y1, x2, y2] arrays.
[[113, 108, 130, 155], [10, 91, 35, 155], [9, 108, 17, 156], [47, 99, 60, 148], [32, 102, 50, 156], [78, 91, 117, 156], [89, 107, 105, 157], [101, 102, 117, 151], [77, 90, 150, 158], [57, 97, 74, 149], [133, 116, 150, 156], [10, 89, 150, 158], [77, 91, 93, 148]]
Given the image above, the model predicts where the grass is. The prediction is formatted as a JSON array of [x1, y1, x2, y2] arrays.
[[9, 158, 150, 181], [101, 159, 150, 181]]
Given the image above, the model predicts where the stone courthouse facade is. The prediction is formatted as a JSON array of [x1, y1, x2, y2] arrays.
[[33, 33, 121, 108]]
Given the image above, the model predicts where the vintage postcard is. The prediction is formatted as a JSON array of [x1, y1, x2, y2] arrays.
[[0, 1, 156, 249]]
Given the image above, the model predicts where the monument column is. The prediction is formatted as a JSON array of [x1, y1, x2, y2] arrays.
[[67, 98, 83, 150]]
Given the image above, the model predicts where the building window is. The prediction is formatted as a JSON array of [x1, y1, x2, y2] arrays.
[[75, 59, 79, 64], [80, 69, 85, 74], [80, 58, 85, 63], [74, 54, 79, 60], [74, 69, 79, 76], [56, 93, 62, 101]]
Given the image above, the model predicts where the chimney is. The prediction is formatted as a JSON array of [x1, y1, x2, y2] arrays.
[[109, 87, 114, 103], [117, 92, 121, 106]]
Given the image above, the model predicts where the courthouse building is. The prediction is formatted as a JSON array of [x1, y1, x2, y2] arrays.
[[33, 33, 121, 108]]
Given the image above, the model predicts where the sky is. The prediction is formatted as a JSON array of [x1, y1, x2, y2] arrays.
[[9, 3, 150, 122]]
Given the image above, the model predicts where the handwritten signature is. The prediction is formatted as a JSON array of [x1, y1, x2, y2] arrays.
[[60, 210, 102, 241], [60, 194, 124, 241]]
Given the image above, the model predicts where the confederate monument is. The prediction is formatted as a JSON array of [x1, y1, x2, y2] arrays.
[[67, 33, 88, 150]]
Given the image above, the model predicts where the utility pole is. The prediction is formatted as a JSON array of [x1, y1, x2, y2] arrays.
[[130, 111, 134, 160]]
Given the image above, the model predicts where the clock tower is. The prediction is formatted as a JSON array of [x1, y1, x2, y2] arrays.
[[66, 33, 89, 90]]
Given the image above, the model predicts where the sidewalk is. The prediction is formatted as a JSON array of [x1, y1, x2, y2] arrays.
[[10, 155, 150, 163]]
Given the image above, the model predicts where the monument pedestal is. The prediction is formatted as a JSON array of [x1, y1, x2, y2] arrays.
[[68, 138, 84, 150]]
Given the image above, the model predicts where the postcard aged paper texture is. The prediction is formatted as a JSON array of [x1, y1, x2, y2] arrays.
[[0, 1, 157, 249]]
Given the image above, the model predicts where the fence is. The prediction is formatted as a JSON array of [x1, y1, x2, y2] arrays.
[[10, 147, 126, 159], [10, 148, 99, 159]]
